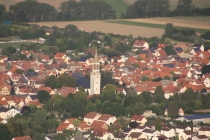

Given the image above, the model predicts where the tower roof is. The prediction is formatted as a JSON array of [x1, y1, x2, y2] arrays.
[[93, 48, 99, 61]]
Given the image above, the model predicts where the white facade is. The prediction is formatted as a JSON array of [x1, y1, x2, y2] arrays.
[[7, 109, 21, 118], [90, 49, 101, 95]]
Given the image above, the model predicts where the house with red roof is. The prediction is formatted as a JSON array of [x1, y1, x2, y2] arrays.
[[59, 86, 78, 97], [90, 120, 108, 130], [0, 85, 11, 95], [133, 40, 149, 49], [12, 136, 32, 140], [84, 112, 102, 124], [97, 114, 117, 126], [54, 52, 70, 62], [131, 115, 147, 125]]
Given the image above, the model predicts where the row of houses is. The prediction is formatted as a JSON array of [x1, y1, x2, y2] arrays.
[[55, 112, 210, 140]]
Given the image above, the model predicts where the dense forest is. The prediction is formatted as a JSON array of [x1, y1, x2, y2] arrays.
[[0, 0, 116, 22], [125, 0, 210, 18], [0, 0, 210, 22]]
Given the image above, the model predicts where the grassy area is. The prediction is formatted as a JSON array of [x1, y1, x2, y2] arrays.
[[107, 20, 208, 33], [0, 42, 33, 48], [171, 16, 210, 22], [103, 0, 129, 18]]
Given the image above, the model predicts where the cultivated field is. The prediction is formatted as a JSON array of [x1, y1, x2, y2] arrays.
[[126, 17, 210, 30], [30, 20, 164, 38], [30, 16, 210, 38]]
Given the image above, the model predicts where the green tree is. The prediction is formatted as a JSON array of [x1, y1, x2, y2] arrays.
[[45, 99, 53, 111], [163, 23, 174, 38], [14, 69, 23, 74], [86, 102, 97, 112], [0, 4, 6, 18], [141, 76, 150, 82], [203, 41, 210, 51], [34, 110, 47, 125], [45, 75, 57, 89], [155, 117, 162, 131], [66, 100, 86, 117], [100, 71, 116, 88], [168, 102, 179, 118], [37, 90, 51, 103], [132, 102, 145, 115], [75, 91, 87, 102], [5, 62, 12, 71], [201, 31, 210, 40], [28, 68, 35, 73], [102, 84, 117, 102], [0, 124, 12, 140], [175, 0, 193, 16], [57, 73, 77, 88], [56, 42, 67, 52], [164, 44, 176, 55], [53, 133, 67, 140], [154, 86, 165, 103]]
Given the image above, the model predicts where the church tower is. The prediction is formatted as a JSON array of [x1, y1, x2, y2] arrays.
[[90, 48, 101, 95]]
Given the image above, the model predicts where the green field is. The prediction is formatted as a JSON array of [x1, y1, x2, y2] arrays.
[[104, 0, 129, 18], [107, 20, 209, 33]]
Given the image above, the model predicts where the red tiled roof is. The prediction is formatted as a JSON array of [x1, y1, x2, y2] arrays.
[[60, 86, 77, 97], [13, 136, 32, 140], [56, 123, 70, 132], [131, 115, 145, 122]]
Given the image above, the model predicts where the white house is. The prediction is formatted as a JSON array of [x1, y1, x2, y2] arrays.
[[198, 127, 210, 137], [7, 108, 21, 118], [178, 131, 194, 140], [204, 78, 210, 88], [175, 126, 191, 133], [97, 114, 117, 126], [192, 135, 208, 140], [83, 112, 101, 124], [142, 129, 160, 140], [161, 127, 175, 138], [131, 115, 147, 125]]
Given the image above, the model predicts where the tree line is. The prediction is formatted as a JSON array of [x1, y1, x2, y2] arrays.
[[125, 0, 210, 18], [0, 0, 116, 22]]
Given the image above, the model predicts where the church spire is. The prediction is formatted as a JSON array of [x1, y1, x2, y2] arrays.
[[93, 48, 98, 61]]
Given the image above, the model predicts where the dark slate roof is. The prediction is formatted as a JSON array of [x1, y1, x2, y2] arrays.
[[30, 95, 38, 100], [80, 57, 88, 62], [175, 47, 183, 52], [142, 50, 149, 54], [25, 72, 39, 77], [193, 44, 202, 48], [149, 48, 156, 53], [122, 127, 132, 133], [113, 132, 127, 138], [193, 47, 201, 52], [77, 77, 90, 89], [59, 62, 68, 69], [18, 75, 28, 83], [0, 107, 10, 112], [163, 63, 175, 68], [72, 72, 84, 80], [185, 114, 210, 120]]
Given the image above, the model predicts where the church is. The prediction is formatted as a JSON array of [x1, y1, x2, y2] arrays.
[[90, 49, 101, 95]]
